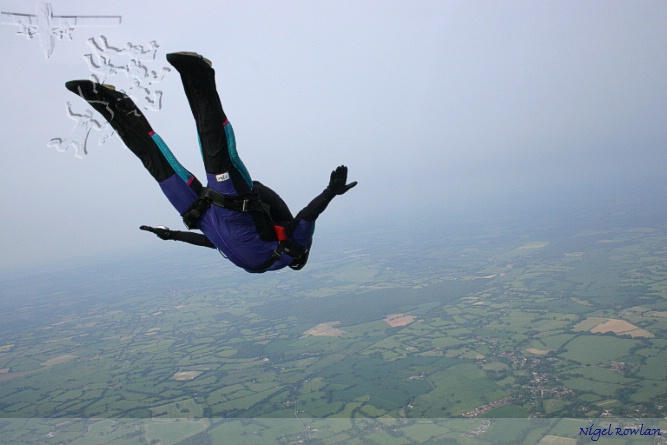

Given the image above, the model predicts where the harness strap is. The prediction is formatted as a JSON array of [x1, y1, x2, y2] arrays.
[[182, 187, 261, 229]]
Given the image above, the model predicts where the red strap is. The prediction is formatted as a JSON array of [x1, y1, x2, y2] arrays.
[[274, 225, 287, 241]]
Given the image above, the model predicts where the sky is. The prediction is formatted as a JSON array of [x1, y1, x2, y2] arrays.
[[0, 0, 666, 269]]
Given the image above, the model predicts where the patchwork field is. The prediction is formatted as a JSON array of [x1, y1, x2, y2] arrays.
[[590, 318, 654, 337], [384, 313, 416, 327], [304, 321, 345, 337], [1, 197, 666, 444]]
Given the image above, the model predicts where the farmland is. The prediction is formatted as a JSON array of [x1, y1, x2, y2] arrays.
[[1, 195, 667, 443]]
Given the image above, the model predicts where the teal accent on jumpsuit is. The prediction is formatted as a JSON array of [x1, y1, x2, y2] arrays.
[[224, 122, 253, 188], [151, 133, 191, 183]]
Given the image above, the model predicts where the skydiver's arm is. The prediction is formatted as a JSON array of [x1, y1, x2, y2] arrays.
[[294, 165, 357, 222], [140, 226, 216, 249], [294, 189, 336, 222]]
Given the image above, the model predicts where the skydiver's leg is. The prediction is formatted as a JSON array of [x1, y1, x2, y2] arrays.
[[166, 52, 252, 197], [65, 80, 202, 215]]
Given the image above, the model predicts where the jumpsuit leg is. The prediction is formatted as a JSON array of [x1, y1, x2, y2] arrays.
[[65, 80, 202, 215], [167, 53, 253, 197]]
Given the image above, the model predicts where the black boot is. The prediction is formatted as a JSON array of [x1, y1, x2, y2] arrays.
[[166, 52, 213, 71], [65, 80, 151, 134]]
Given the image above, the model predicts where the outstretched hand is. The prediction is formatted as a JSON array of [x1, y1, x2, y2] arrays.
[[140, 225, 172, 240], [326, 165, 357, 196]]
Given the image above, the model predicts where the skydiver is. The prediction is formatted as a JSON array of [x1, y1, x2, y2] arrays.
[[65, 52, 357, 273]]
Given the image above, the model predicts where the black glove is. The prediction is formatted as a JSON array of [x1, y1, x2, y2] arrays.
[[140, 225, 172, 240], [326, 165, 357, 196]]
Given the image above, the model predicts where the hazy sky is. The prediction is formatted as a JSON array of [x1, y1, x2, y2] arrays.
[[1, 0, 666, 269]]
